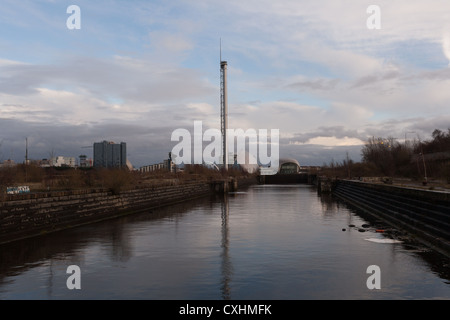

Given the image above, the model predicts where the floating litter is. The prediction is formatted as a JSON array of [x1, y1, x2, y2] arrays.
[[365, 238, 403, 244]]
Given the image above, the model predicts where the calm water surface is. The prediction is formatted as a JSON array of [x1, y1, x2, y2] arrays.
[[0, 184, 449, 300]]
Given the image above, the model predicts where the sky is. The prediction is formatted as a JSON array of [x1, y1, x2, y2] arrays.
[[1, 0, 450, 168]]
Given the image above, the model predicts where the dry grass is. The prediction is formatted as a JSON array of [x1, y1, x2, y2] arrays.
[[1, 164, 253, 196]]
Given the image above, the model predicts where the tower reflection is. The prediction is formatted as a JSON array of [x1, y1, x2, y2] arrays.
[[220, 194, 232, 300]]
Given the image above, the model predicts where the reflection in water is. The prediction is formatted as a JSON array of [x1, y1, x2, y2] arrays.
[[47, 259, 53, 298], [110, 222, 132, 263], [220, 194, 232, 300], [331, 195, 450, 285], [0, 197, 211, 297], [0, 185, 449, 299]]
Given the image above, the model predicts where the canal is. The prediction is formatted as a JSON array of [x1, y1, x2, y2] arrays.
[[0, 184, 449, 300]]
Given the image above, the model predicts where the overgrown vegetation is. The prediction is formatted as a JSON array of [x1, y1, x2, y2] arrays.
[[0, 163, 254, 196], [322, 128, 450, 183]]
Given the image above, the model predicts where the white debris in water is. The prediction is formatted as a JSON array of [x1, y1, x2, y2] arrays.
[[365, 238, 403, 244]]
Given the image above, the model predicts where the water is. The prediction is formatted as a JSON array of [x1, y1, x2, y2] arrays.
[[0, 184, 449, 300]]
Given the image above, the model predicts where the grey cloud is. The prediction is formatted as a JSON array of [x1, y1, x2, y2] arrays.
[[413, 68, 450, 81], [404, 116, 450, 139], [288, 126, 366, 144], [283, 116, 450, 152], [353, 115, 450, 143], [0, 56, 216, 103], [350, 67, 450, 91], [286, 78, 340, 91], [350, 69, 402, 89]]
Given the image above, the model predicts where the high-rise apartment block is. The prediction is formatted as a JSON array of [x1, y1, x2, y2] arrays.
[[93, 141, 127, 168]]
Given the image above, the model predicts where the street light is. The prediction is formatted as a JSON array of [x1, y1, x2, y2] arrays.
[[420, 151, 428, 186]]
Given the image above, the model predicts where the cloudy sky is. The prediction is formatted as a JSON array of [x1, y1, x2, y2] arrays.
[[1, 0, 450, 168]]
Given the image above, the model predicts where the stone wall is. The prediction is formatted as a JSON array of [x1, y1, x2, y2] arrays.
[[333, 180, 450, 256], [0, 182, 212, 245], [341, 179, 450, 203]]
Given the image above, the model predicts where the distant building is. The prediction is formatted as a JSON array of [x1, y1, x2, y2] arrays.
[[0, 159, 16, 168], [163, 159, 175, 172], [39, 158, 51, 168], [93, 141, 127, 168], [140, 162, 164, 173], [140, 160, 175, 173], [278, 158, 301, 174], [79, 155, 93, 168], [126, 159, 134, 171], [51, 156, 76, 168]]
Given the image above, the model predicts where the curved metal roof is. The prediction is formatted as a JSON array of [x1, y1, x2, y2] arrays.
[[278, 158, 300, 173], [279, 158, 300, 167]]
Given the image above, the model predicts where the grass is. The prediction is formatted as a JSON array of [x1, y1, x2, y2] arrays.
[[0, 164, 255, 197]]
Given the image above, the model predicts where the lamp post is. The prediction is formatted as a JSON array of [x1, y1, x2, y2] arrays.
[[421, 151, 428, 186], [416, 135, 427, 186]]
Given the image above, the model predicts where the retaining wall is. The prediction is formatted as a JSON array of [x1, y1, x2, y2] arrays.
[[0, 182, 212, 245], [0, 176, 258, 245], [333, 180, 450, 257]]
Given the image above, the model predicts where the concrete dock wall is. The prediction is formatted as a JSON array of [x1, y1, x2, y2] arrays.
[[0, 182, 213, 245], [0, 176, 257, 245], [333, 180, 450, 256]]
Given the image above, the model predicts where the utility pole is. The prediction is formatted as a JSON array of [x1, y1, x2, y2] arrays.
[[0, 139, 4, 161], [25, 137, 28, 183], [220, 40, 228, 170], [418, 135, 427, 186], [25, 137, 28, 165], [421, 151, 427, 186]]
